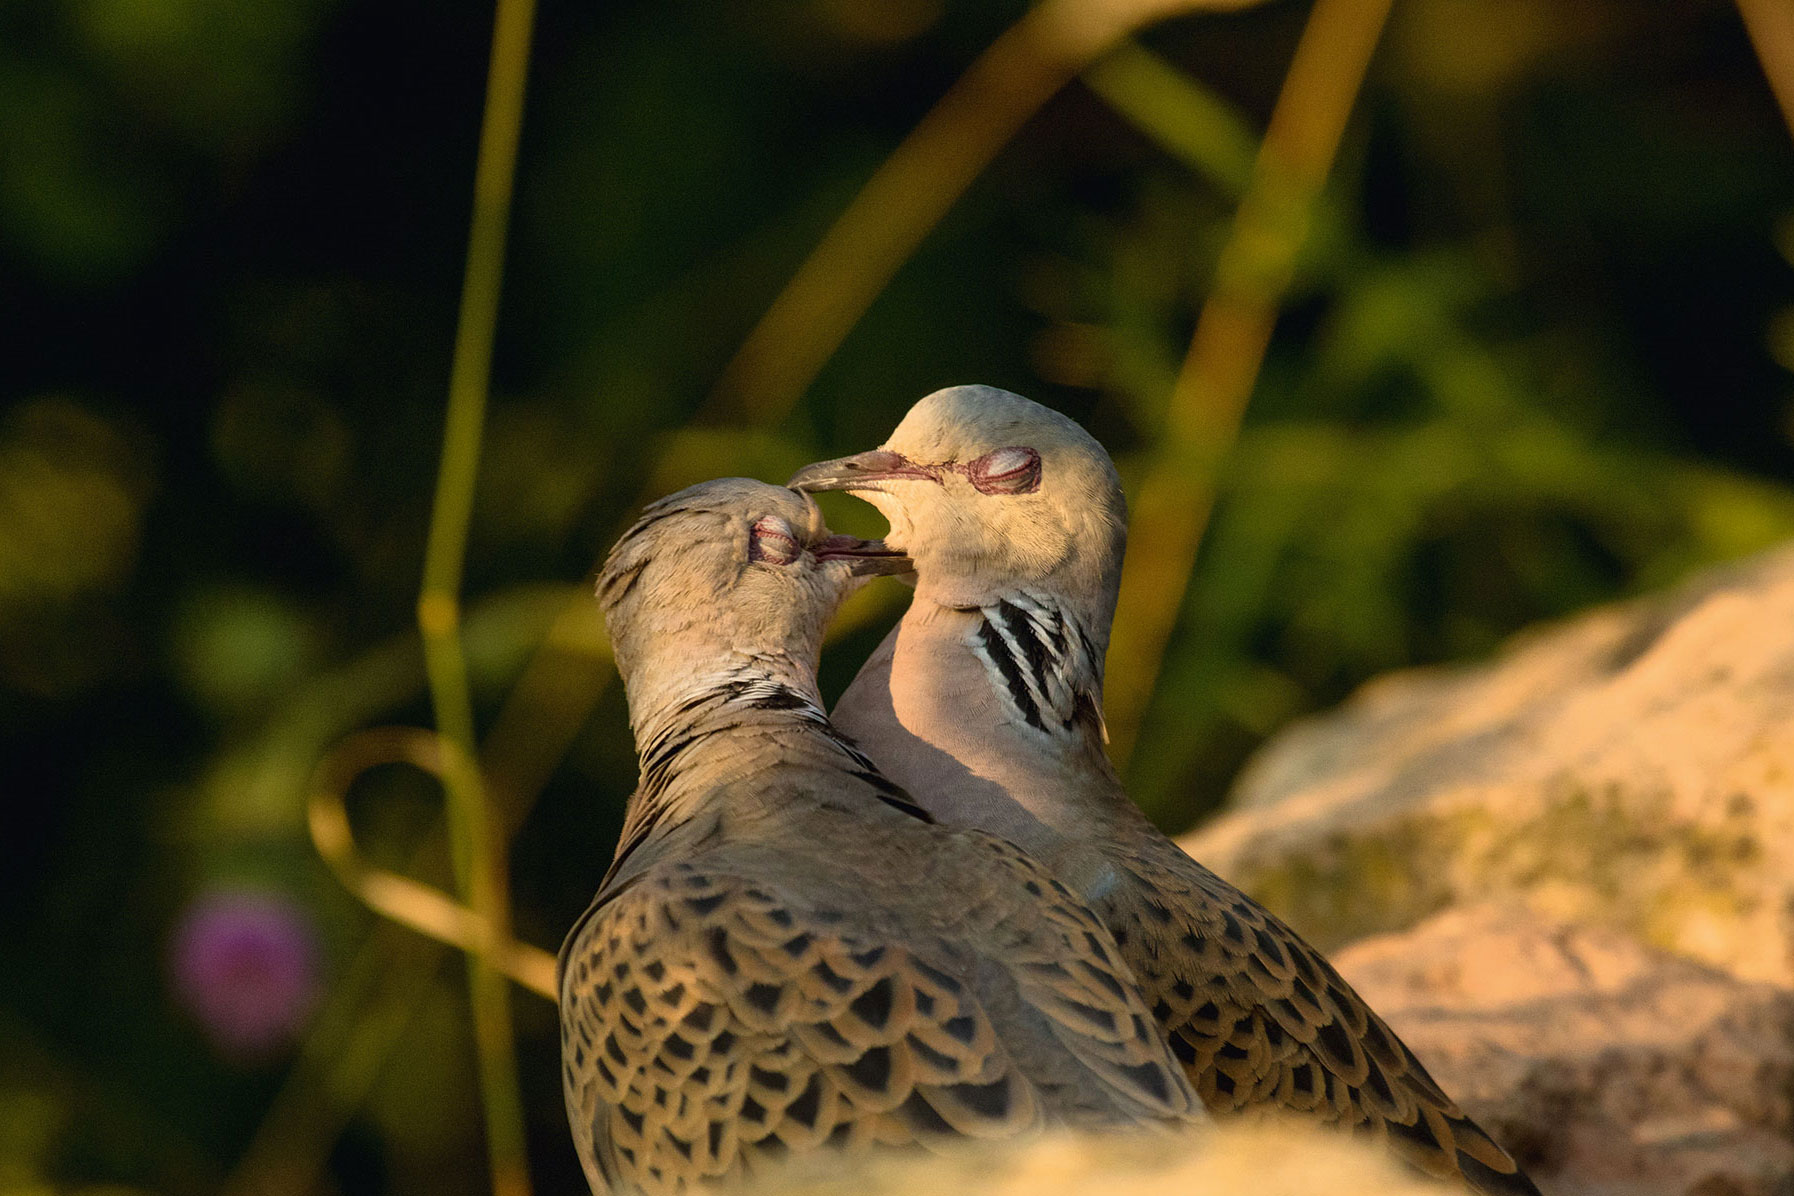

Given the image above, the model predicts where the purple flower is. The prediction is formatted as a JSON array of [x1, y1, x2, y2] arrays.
[[171, 889, 321, 1057]]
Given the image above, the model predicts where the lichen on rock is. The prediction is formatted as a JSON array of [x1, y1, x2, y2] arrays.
[[1184, 544, 1794, 986]]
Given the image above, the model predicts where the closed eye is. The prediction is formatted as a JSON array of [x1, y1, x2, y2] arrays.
[[749, 516, 802, 565], [966, 446, 1041, 495]]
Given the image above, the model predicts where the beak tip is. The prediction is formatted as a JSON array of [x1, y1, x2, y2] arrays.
[[811, 532, 912, 577], [787, 461, 851, 493]]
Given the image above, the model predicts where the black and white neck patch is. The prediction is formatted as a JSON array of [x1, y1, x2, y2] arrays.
[[968, 592, 1105, 739], [620, 666, 934, 880]]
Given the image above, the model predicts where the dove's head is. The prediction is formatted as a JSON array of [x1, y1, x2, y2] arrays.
[[788, 385, 1126, 624], [597, 478, 909, 724]]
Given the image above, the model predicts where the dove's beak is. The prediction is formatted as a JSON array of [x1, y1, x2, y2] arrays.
[[788, 450, 939, 494], [810, 534, 913, 577]]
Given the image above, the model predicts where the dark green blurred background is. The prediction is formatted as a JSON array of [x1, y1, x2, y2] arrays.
[[4, 0, 1792, 1193]]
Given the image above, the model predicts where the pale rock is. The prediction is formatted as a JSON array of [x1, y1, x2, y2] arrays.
[[1334, 903, 1794, 1196], [1182, 544, 1794, 986]]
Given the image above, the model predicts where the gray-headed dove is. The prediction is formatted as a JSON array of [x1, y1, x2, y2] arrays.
[[559, 477, 1202, 1194]]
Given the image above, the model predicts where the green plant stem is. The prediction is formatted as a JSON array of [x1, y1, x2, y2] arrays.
[[707, 0, 1269, 422], [1083, 40, 1258, 199], [1106, 0, 1395, 770], [418, 0, 538, 1192]]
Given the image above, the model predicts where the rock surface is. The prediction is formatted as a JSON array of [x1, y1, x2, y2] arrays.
[[1175, 543, 1794, 1195], [1183, 543, 1794, 985], [1336, 903, 1794, 1196]]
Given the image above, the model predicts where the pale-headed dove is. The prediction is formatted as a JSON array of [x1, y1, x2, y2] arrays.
[[789, 388, 1541, 1195], [560, 477, 1203, 1195]]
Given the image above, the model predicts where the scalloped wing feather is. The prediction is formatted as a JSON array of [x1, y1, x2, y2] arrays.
[[1106, 836, 1540, 1196], [562, 849, 1195, 1195]]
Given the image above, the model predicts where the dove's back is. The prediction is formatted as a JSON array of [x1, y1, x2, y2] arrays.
[[559, 705, 1200, 1195]]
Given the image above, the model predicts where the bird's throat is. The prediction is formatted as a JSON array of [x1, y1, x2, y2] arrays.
[[832, 592, 1128, 857]]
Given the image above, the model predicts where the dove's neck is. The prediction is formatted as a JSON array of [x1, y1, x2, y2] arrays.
[[832, 588, 1145, 876], [611, 650, 932, 877], [624, 646, 824, 743]]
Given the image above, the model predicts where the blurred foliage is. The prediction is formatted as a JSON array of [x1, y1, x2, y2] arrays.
[[2, 0, 1792, 1194]]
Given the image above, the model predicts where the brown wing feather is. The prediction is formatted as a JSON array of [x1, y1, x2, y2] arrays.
[[1107, 836, 1541, 1196], [561, 849, 1192, 1195], [962, 833, 1198, 1125]]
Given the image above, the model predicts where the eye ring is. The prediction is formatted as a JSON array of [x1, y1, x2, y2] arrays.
[[965, 446, 1041, 495], [749, 516, 803, 565]]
